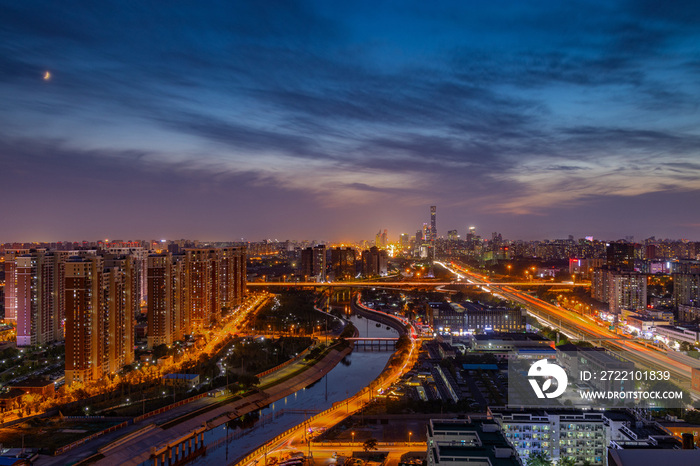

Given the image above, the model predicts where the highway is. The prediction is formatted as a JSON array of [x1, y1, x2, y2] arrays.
[[247, 282, 589, 288], [435, 261, 697, 393]]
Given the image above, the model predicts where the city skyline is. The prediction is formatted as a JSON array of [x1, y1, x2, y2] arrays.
[[2, 2, 700, 242]]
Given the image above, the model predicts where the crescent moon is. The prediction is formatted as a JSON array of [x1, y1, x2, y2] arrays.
[[44, 71, 51, 80]]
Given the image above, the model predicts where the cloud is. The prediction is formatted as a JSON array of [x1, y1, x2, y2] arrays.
[[1, 1, 700, 240]]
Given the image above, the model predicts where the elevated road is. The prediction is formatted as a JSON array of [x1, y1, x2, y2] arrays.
[[248, 281, 589, 288], [436, 261, 697, 392]]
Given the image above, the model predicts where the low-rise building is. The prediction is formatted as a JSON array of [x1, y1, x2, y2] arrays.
[[426, 418, 522, 466], [8, 378, 55, 398], [162, 373, 199, 389], [656, 325, 700, 345], [469, 333, 554, 353]]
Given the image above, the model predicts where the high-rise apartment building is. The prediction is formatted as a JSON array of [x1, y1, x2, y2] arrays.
[[147, 254, 173, 348], [15, 251, 67, 346], [184, 247, 246, 331], [672, 262, 700, 314], [361, 247, 387, 277], [65, 256, 105, 385], [608, 271, 647, 315], [2, 250, 29, 321], [104, 266, 128, 374], [106, 246, 147, 303], [104, 255, 138, 366], [186, 248, 215, 329], [606, 243, 635, 271], [64, 254, 137, 384], [300, 245, 326, 282], [330, 247, 355, 281]]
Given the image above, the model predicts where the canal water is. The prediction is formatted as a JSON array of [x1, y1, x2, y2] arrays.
[[188, 314, 398, 465]]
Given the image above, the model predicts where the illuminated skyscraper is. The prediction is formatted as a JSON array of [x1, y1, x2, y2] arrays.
[[104, 254, 137, 366], [15, 251, 66, 346], [65, 256, 104, 385], [185, 247, 246, 330], [430, 206, 437, 241], [147, 253, 173, 348]]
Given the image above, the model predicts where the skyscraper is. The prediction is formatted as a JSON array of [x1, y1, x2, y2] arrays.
[[301, 245, 327, 281], [430, 205, 437, 241], [104, 254, 138, 366], [330, 247, 355, 280], [606, 243, 635, 271], [361, 247, 388, 277], [147, 253, 173, 348], [65, 256, 104, 385], [15, 251, 66, 347], [183, 247, 246, 331]]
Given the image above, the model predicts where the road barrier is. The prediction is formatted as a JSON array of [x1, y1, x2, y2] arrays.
[[256, 347, 312, 379], [133, 392, 210, 423]]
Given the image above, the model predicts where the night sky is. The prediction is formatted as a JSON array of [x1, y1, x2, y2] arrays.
[[2, 1, 700, 242]]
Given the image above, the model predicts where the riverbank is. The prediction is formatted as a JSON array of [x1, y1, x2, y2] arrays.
[[91, 344, 353, 465]]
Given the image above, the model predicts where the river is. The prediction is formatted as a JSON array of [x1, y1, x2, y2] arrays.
[[186, 314, 398, 465]]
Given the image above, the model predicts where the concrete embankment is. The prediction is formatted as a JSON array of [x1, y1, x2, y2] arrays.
[[92, 344, 353, 466]]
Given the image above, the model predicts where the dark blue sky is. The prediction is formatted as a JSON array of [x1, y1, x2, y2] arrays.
[[2, 1, 700, 242]]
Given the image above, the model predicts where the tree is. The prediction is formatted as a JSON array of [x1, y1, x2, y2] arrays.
[[363, 438, 378, 452], [238, 374, 259, 389], [396, 335, 411, 352], [558, 457, 576, 466], [526, 451, 552, 466]]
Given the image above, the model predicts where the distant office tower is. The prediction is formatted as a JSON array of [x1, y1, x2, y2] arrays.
[[447, 230, 459, 241], [608, 271, 647, 315], [400, 234, 410, 247], [430, 206, 437, 241], [606, 243, 635, 271], [416, 230, 423, 243], [466, 226, 476, 244], [301, 245, 327, 281], [65, 256, 105, 385], [330, 247, 355, 280], [361, 247, 388, 277]]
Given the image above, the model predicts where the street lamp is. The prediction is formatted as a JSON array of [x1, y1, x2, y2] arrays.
[[408, 431, 412, 444], [351, 431, 355, 446]]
